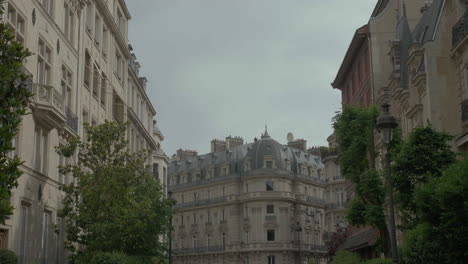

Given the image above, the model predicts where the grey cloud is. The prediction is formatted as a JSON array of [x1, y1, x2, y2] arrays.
[[126, 0, 376, 154]]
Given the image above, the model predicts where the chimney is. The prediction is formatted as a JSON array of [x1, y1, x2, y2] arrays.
[[211, 139, 226, 152], [225, 136, 244, 150], [307, 146, 322, 157], [175, 149, 198, 161], [287, 139, 307, 151]]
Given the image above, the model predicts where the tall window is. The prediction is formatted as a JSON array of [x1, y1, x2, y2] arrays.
[[38, 40, 52, 85], [56, 217, 62, 262], [7, 132, 18, 159], [92, 66, 99, 98], [268, 255, 276, 264], [94, 14, 101, 47], [267, 229, 275, 241], [117, 9, 125, 35], [85, 3, 93, 34], [61, 66, 72, 109], [41, 211, 51, 262], [207, 235, 211, 247], [266, 205, 274, 214], [64, 3, 74, 42], [100, 74, 107, 105], [222, 232, 226, 248], [19, 205, 29, 264], [102, 26, 109, 57], [115, 52, 123, 80], [266, 180, 274, 191], [84, 52, 91, 88], [265, 160, 273, 168], [58, 154, 64, 184], [6, 4, 25, 45], [40, 0, 53, 17], [33, 126, 48, 174]]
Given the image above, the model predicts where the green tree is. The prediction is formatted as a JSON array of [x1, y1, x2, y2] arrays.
[[331, 250, 361, 264], [400, 158, 468, 264], [333, 106, 389, 254], [392, 125, 456, 227], [57, 122, 173, 260], [0, 0, 32, 222]]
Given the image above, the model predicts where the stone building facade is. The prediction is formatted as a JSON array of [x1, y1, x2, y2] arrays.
[[0, 0, 167, 262], [168, 131, 348, 264], [377, 0, 468, 155]]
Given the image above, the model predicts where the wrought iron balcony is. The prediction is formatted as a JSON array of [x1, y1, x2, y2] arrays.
[[173, 246, 223, 255], [453, 11, 468, 47], [65, 106, 79, 133], [462, 99, 468, 122]]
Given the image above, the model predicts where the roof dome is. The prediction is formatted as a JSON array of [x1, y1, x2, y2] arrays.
[[246, 136, 287, 170]]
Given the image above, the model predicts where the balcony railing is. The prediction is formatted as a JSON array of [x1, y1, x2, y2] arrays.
[[462, 99, 468, 122], [326, 202, 347, 209], [453, 11, 468, 47], [174, 196, 229, 209], [65, 106, 79, 133], [32, 83, 64, 111], [306, 196, 326, 205], [173, 246, 224, 255]]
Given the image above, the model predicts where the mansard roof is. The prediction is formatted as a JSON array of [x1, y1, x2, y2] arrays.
[[169, 136, 322, 175], [371, 0, 390, 18], [394, 3, 413, 89], [412, 0, 445, 44]]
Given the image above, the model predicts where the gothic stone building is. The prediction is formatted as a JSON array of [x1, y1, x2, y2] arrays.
[[168, 132, 346, 264]]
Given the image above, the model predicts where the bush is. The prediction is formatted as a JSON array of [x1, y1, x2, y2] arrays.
[[331, 250, 361, 264], [361, 259, 391, 264], [0, 249, 18, 264], [73, 251, 150, 264]]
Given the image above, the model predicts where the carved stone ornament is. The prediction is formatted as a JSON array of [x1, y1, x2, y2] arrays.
[[70, 0, 87, 13]]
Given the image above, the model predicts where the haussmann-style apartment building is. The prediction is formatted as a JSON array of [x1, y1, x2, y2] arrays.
[[0, 0, 168, 263], [168, 131, 347, 264]]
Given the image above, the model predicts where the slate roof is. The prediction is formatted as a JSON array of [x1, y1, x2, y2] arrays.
[[395, 4, 413, 89], [371, 0, 390, 18], [412, 0, 445, 44], [339, 228, 379, 251], [169, 135, 323, 175]]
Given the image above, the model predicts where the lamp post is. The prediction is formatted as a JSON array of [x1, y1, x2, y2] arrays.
[[376, 104, 399, 264], [168, 191, 174, 264]]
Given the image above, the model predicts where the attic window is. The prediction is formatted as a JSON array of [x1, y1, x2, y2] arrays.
[[264, 155, 275, 168], [244, 161, 250, 171]]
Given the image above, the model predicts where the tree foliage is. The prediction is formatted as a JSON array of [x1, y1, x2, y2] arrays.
[[333, 106, 389, 254], [392, 125, 456, 227], [331, 250, 361, 264], [0, 0, 32, 222], [400, 158, 468, 264], [57, 122, 173, 260]]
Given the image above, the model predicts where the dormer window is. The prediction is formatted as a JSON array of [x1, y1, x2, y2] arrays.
[[222, 166, 228, 176], [264, 155, 275, 169], [244, 161, 250, 171], [391, 44, 401, 70], [285, 160, 291, 171]]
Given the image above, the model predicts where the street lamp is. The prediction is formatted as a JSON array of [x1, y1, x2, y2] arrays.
[[376, 104, 399, 264], [168, 191, 174, 264]]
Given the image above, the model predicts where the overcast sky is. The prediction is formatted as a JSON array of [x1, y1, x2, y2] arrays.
[[126, 0, 377, 156]]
